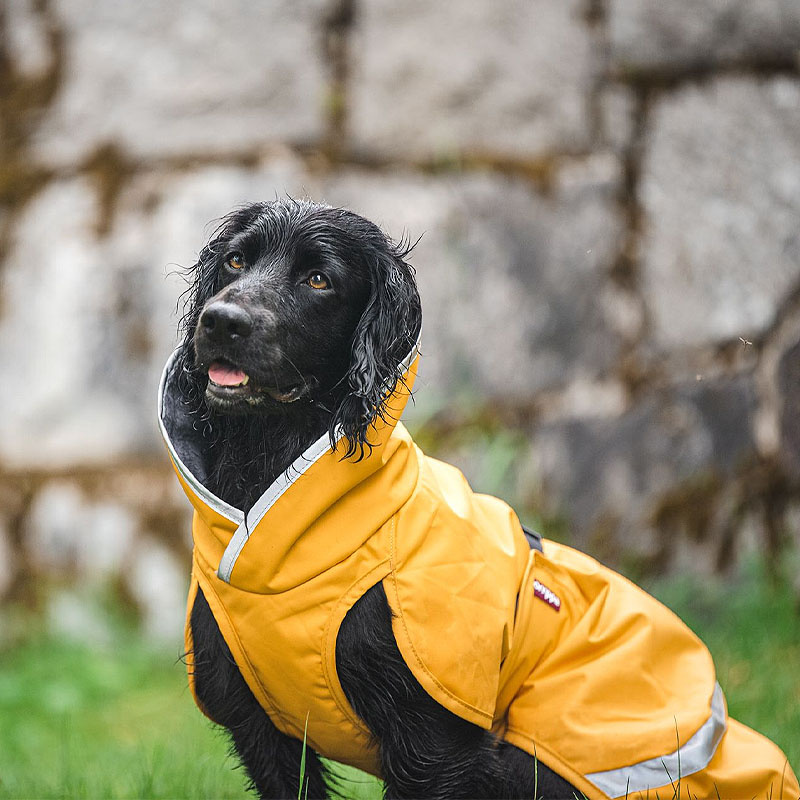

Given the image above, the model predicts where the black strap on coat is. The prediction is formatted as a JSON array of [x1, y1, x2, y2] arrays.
[[522, 524, 543, 552]]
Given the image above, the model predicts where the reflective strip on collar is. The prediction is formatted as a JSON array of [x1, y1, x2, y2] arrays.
[[216, 339, 422, 584], [585, 682, 727, 798], [217, 431, 336, 583], [157, 348, 243, 525]]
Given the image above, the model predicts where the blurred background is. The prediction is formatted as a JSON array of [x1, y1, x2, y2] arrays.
[[0, 0, 799, 797]]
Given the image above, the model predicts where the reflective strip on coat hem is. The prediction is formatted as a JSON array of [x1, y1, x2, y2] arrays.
[[585, 682, 727, 799]]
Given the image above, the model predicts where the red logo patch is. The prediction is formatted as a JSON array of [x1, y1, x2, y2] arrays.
[[533, 579, 561, 611]]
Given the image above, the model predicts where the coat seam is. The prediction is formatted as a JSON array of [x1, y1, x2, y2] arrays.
[[387, 515, 493, 726], [321, 556, 392, 740], [193, 549, 288, 730]]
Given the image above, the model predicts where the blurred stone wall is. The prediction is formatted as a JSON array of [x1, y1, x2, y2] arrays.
[[1, 0, 799, 640]]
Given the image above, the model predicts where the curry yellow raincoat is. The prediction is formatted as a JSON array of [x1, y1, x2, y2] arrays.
[[159, 347, 799, 800]]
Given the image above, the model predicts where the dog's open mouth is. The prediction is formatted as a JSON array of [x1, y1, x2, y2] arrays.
[[207, 361, 309, 404]]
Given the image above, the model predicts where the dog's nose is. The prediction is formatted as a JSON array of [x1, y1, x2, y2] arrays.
[[199, 302, 253, 342]]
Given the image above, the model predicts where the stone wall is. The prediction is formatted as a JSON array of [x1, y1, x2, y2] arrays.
[[1, 0, 799, 640]]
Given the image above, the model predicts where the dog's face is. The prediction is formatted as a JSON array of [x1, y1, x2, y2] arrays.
[[181, 199, 421, 451], [193, 209, 372, 413]]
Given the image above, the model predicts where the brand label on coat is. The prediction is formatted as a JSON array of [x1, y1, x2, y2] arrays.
[[533, 579, 561, 611]]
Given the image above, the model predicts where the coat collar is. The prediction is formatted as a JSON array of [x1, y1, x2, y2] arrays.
[[159, 343, 421, 589]]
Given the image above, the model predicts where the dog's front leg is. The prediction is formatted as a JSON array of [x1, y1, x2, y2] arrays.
[[337, 582, 578, 800], [337, 582, 507, 799], [190, 587, 330, 799]]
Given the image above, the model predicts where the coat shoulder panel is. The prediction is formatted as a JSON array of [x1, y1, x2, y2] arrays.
[[385, 456, 531, 728]]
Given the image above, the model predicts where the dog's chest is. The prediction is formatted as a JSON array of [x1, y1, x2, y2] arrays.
[[188, 534, 392, 774]]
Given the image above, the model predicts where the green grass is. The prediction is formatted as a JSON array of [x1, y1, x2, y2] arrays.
[[0, 564, 797, 798], [0, 623, 382, 800], [0, 631, 248, 799]]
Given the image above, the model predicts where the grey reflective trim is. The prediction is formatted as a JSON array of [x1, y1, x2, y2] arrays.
[[585, 682, 727, 798], [216, 338, 422, 583], [217, 431, 337, 583], [159, 338, 423, 582], [157, 348, 243, 525], [396, 340, 420, 383]]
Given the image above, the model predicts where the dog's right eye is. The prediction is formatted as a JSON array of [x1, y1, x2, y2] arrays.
[[225, 253, 244, 270], [306, 273, 330, 290]]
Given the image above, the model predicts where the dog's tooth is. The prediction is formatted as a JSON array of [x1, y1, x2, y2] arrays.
[[240, 375, 249, 386]]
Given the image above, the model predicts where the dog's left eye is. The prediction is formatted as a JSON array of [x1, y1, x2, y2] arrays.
[[225, 253, 244, 270], [306, 273, 330, 290]]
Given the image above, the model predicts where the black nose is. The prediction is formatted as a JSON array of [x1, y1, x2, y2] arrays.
[[199, 302, 253, 342]]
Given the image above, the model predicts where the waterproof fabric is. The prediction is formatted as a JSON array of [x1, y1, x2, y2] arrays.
[[159, 348, 799, 799]]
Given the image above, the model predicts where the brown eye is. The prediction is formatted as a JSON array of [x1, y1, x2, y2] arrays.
[[306, 273, 329, 290], [226, 253, 244, 270]]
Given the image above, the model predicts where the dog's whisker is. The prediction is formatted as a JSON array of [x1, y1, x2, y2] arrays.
[[279, 353, 310, 392], [268, 363, 281, 392]]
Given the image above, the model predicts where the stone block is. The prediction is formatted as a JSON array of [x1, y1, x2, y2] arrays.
[[126, 537, 187, 642], [599, 84, 637, 153], [4, 0, 53, 78], [777, 332, 800, 478], [0, 179, 143, 468], [523, 372, 758, 568], [608, 0, 800, 73], [754, 306, 800, 466], [323, 156, 624, 406], [24, 481, 137, 577], [29, 0, 328, 165], [350, 0, 597, 159], [640, 77, 800, 350]]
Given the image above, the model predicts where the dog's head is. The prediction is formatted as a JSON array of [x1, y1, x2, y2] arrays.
[[178, 198, 422, 457]]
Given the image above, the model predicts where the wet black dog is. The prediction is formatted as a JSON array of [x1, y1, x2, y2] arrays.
[[176, 199, 577, 799]]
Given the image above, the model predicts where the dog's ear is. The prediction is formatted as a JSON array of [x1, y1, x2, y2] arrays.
[[331, 242, 421, 460]]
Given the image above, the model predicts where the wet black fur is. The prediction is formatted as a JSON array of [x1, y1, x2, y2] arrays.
[[178, 199, 577, 799]]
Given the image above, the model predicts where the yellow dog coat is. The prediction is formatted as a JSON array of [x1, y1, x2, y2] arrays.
[[159, 347, 798, 799]]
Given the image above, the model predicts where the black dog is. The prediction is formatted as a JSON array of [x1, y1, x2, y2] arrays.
[[173, 199, 577, 799]]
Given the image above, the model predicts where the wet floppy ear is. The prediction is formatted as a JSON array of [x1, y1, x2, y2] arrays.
[[178, 240, 222, 346], [174, 235, 230, 404], [331, 247, 421, 459]]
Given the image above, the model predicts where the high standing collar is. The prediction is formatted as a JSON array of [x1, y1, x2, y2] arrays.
[[158, 342, 422, 590], [157, 348, 243, 525]]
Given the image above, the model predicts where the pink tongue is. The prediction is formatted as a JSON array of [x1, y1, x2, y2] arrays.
[[208, 363, 247, 386]]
